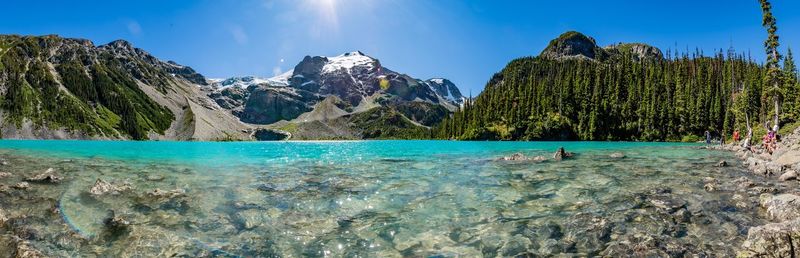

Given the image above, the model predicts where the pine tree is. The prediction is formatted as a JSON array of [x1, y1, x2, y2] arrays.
[[759, 0, 783, 128]]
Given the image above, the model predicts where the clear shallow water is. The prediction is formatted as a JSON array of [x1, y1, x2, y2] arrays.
[[0, 140, 776, 257]]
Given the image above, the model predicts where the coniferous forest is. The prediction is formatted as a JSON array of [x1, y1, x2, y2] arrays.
[[434, 46, 799, 141], [435, 1, 798, 142]]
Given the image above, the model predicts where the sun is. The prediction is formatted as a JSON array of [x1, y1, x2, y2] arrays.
[[306, 0, 338, 26]]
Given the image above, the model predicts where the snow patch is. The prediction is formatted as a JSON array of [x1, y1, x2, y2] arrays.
[[430, 78, 445, 84], [322, 51, 376, 73], [267, 69, 293, 86]]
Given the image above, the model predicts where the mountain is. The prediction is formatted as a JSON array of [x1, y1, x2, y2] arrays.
[[0, 35, 252, 140], [540, 31, 663, 61], [207, 51, 465, 139], [434, 31, 765, 141]]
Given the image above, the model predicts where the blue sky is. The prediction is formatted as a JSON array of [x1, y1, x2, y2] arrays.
[[1, 0, 798, 94]]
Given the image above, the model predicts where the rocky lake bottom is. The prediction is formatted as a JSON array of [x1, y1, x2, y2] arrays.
[[0, 140, 795, 257]]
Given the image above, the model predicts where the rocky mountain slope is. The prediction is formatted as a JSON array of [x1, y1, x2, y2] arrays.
[[207, 51, 465, 139], [540, 31, 663, 61], [0, 35, 251, 140]]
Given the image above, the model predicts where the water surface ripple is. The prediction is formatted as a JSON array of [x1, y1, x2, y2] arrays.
[[0, 140, 775, 256]]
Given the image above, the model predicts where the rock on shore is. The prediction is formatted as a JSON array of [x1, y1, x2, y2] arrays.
[[713, 127, 800, 256], [739, 219, 800, 257]]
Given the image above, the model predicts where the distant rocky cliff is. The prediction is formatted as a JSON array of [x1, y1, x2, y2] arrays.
[[540, 31, 663, 61]]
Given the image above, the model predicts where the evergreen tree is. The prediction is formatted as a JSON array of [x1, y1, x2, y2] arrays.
[[759, 0, 782, 128]]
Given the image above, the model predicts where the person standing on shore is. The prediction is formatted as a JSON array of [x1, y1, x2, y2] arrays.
[[773, 123, 780, 141], [705, 131, 711, 144], [733, 130, 740, 143]]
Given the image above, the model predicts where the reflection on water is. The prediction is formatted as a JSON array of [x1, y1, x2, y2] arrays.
[[0, 141, 780, 256]]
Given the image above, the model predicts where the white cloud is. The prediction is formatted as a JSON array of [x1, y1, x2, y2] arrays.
[[127, 21, 142, 36], [229, 25, 249, 45]]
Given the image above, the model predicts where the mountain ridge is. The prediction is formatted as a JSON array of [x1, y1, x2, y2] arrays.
[[0, 34, 464, 140], [205, 50, 465, 139]]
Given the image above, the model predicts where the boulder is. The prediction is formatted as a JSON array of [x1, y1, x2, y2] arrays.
[[24, 168, 62, 183], [779, 170, 798, 181], [553, 147, 574, 161], [760, 194, 800, 222], [766, 163, 784, 176], [0, 172, 11, 179], [703, 183, 717, 192], [739, 219, 800, 257], [774, 150, 800, 167]]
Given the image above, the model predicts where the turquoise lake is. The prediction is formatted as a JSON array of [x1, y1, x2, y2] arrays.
[[0, 140, 771, 256]]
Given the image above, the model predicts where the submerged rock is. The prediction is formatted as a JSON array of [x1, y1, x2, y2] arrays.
[[609, 152, 625, 159], [90, 179, 132, 196], [498, 234, 533, 257], [0, 234, 46, 258], [648, 195, 687, 213], [145, 188, 186, 200], [562, 213, 612, 254], [0, 209, 7, 228], [24, 168, 62, 184], [760, 194, 800, 222], [739, 219, 800, 257], [12, 182, 30, 190], [103, 210, 131, 234], [715, 160, 728, 167], [498, 153, 548, 162], [553, 147, 574, 161], [704, 183, 717, 192], [500, 153, 526, 161], [144, 174, 165, 182], [0, 172, 12, 178]]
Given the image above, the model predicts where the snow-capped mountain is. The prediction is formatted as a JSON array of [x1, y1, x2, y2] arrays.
[[207, 51, 464, 139], [208, 71, 292, 90], [424, 78, 466, 105]]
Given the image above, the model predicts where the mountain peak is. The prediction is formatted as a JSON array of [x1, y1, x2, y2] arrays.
[[540, 31, 603, 60], [341, 51, 366, 57], [105, 39, 135, 50]]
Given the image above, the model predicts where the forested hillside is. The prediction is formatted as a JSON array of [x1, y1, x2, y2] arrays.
[[434, 31, 799, 141], [0, 35, 252, 140]]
